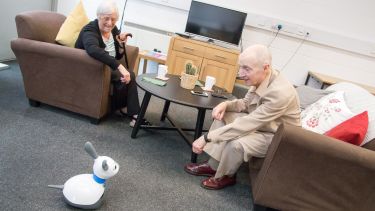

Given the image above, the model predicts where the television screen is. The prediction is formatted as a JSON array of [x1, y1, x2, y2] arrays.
[[185, 1, 247, 45]]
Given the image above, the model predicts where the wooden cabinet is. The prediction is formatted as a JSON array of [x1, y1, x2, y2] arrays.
[[166, 36, 240, 92]]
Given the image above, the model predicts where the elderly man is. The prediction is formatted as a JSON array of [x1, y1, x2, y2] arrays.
[[184, 44, 301, 190]]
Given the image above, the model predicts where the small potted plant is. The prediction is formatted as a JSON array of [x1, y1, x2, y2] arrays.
[[180, 60, 199, 89]]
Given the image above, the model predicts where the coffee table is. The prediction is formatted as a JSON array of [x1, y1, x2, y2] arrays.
[[131, 73, 230, 163]]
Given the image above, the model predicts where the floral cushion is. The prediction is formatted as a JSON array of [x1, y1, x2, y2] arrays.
[[301, 91, 354, 134]]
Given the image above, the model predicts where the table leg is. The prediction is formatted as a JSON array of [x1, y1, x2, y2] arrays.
[[304, 73, 311, 85], [160, 101, 170, 121], [131, 92, 151, 138], [191, 108, 206, 163], [133, 56, 140, 76], [142, 59, 148, 74]]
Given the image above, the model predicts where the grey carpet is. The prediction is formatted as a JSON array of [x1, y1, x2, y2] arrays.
[[0, 61, 253, 211]]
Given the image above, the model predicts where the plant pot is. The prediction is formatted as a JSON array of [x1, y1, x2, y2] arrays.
[[180, 73, 198, 89]]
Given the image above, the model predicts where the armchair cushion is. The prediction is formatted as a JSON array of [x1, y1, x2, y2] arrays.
[[325, 111, 368, 145], [55, 0, 89, 47], [296, 85, 333, 110]]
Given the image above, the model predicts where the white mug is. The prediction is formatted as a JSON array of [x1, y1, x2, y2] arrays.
[[157, 64, 167, 78], [205, 76, 216, 90]]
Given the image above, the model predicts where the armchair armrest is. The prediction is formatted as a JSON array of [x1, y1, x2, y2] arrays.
[[11, 38, 111, 119], [125, 45, 139, 71], [253, 124, 375, 211]]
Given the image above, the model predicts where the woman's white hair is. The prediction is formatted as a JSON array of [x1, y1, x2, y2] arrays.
[[96, 0, 119, 17]]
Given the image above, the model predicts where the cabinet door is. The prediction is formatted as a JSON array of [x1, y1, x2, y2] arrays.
[[200, 59, 237, 93], [167, 51, 203, 75]]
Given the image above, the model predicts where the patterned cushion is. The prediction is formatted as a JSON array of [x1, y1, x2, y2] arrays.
[[301, 91, 354, 134]]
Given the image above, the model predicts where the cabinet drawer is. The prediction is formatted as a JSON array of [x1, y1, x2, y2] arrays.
[[173, 39, 205, 57], [204, 47, 238, 65]]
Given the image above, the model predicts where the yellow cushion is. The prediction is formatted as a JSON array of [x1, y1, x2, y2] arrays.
[[55, 0, 89, 47]]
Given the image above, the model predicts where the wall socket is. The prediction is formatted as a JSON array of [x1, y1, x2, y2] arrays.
[[271, 22, 307, 36]]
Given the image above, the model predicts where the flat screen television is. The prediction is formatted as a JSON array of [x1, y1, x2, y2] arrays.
[[185, 1, 247, 45]]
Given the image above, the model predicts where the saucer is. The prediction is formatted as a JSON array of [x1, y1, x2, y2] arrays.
[[201, 87, 214, 92], [155, 76, 169, 81]]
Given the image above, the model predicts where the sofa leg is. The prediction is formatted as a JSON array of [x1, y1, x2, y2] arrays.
[[89, 117, 101, 125], [29, 99, 40, 107], [253, 204, 279, 211]]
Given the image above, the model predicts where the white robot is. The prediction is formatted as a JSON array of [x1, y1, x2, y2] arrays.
[[49, 142, 119, 209]]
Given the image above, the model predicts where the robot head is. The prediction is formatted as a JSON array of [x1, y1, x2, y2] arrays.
[[93, 156, 119, 179], [84, 142, 120, 180]]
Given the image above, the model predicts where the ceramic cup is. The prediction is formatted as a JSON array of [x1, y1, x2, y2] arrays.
[[205, 76, 216, 90], [157, 64, 167, 78]]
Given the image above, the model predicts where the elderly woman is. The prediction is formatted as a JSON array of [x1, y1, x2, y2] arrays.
[[75, 0, 148, 127]]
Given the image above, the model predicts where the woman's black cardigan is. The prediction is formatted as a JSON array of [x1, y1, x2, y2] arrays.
[[75, 19, 124, 70]]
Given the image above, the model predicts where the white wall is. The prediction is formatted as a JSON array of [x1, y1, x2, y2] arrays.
[[0, 0, 54, 61], [57, 0, 375, 87]]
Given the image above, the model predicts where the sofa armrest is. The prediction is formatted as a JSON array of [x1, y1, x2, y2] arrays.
[[11, 38, 111, 118], [253, 124, 375, 211]]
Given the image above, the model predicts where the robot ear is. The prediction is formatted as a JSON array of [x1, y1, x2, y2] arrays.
[[84, 142, 98, 159], [102, 160, 108, 171]]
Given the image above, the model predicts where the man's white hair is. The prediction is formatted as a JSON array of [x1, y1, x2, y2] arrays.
[[242, 44, 272, 67], [96, 0, 119, 17]]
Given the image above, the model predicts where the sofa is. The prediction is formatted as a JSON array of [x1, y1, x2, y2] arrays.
[[11, 11, 139, 123], [249, 82, 375, 211]]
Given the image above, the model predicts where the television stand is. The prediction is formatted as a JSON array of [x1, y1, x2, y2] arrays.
[[166, 36, 240, 93], [175, 32, 190, 39]]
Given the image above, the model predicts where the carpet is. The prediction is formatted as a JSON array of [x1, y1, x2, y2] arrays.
[[0, 61, 253, 210]]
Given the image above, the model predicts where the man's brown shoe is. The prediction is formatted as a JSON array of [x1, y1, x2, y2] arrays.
[[184, 161, 216, 177], [201, 175, 236, 190]]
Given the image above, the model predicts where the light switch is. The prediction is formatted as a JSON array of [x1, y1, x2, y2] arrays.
[[256, 16, 266, 27], [296, 26, 305, 36]]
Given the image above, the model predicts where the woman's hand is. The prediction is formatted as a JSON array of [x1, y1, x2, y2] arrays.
[[118, 64, 131, 84], [116, 32, 131, 45], [212, 102, 227, 121]]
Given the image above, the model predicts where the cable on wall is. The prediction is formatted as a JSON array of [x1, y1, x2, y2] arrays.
[[267, 24, 282, 47], [280, 32, 309, 71]]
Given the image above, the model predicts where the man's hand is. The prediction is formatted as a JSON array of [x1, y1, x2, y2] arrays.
[[118, 64, 131, 84], [212, 102, 227, 121], [192, 136, 206, 154]]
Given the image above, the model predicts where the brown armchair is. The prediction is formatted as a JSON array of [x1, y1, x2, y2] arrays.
[[250, 124, 375, 211], [11, 11, 139, 123]]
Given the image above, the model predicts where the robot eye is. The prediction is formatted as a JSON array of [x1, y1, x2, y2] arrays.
[[114, 165, 117, 170]]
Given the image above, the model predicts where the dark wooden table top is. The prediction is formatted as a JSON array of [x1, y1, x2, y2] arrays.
[[136, 73, 230, 109]]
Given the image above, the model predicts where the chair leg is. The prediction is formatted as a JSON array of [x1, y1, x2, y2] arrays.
[[253, 204, 280, 211], [89, 117, 101, 125], [28, 99, 40, 107]]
